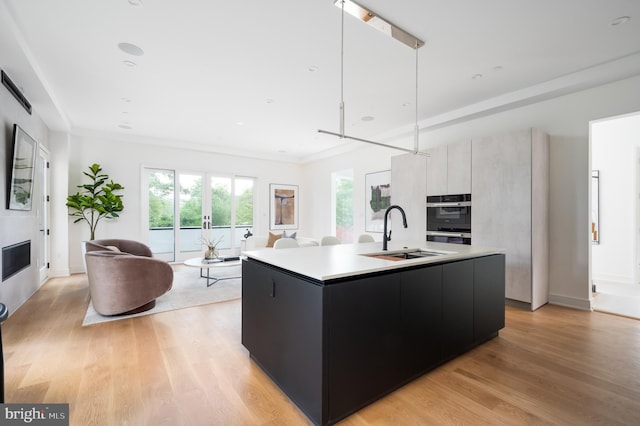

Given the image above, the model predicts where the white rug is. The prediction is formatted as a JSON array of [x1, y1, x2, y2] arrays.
[[82, 264, 241, 326]]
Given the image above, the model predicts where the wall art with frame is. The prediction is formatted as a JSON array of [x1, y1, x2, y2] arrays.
[[270, 183, 298, 230], [365, 170, 391, 232], [7, 124, 37, 211]]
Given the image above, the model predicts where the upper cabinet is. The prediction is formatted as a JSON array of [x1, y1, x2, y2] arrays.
[[426, 140, 471, 196]]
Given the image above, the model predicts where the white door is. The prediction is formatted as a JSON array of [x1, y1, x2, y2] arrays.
[[37, 147, 50, 283], [143, 168, 255, 262]]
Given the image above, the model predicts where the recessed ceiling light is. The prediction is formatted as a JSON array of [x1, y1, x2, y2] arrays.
[[611, 16, 631, 26], [402, 102, 411, 107], [128, 0, 143, 7], [265, 98, 275, 104], [119, 124, 133, 130], [236, 121, 245, 126], [472, 73, 483, 80], [361, 115, 375, 122], [118, 42, 144, 56], [123, 60, 137, 67], [121, 97, 132, 102], [493, 65, 503, 71], [308, 65, 319, 72]]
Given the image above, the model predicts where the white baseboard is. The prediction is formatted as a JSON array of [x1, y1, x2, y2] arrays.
[[549, 293, 592, 311], [592, 274, 633, 286], [48, 268, 71, 278]]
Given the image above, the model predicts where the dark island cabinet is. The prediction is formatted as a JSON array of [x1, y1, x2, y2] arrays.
[[474, 254, 506, 341], [399, 265, 443, 381], [242, 254, 505, 426], [327, 274, 401, 420], [442, 260, 475, 359], [241, 260, 325, 423]]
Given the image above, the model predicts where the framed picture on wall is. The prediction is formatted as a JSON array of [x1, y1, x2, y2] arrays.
[[270, 183, 298, 230], [7, 124, 37, 211], [365, 170, 391, 232]]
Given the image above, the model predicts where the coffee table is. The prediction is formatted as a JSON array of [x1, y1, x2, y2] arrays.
[[183, 257, 241, 287]]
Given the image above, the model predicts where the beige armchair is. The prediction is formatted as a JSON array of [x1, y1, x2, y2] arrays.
[[85, 239, 173, 316]]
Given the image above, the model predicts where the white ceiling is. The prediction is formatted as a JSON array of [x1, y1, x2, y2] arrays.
[[1, 0, 640, 162]]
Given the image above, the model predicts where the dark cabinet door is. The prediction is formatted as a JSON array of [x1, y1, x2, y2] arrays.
[[242, 260, 277, 365], [474, 254, 506, 341], [327, 273, 401, 421], [400, 265, 442, 382], [442, 259, 474, 359], [241, 260, 324, 423]]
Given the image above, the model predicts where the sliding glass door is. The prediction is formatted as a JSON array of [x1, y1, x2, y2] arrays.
[[144, 168, 254, 262]]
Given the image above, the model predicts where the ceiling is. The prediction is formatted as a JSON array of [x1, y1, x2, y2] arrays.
[[1, 0, 639, 162]]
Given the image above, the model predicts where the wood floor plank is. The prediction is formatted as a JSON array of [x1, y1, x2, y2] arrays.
[[3, 274, 640, 425]]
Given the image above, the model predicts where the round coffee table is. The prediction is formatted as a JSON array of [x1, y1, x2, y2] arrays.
[[183, 257, 241, 287]]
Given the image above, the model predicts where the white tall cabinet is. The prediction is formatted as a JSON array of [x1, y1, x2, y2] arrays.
[[471, 128, 549, 310], [391, 153, 427, 242]]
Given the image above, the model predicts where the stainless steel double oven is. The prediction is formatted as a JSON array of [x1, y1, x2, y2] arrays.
[[426, 194, 471, 245]]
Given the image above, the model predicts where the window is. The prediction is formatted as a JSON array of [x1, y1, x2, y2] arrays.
[[332, 170, 354, 243], [144, 168, 254, 261]]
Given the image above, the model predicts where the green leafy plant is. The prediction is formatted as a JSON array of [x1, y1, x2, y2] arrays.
[[66, 163, 125, 240]]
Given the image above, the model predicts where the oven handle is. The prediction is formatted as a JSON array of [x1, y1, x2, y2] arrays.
[[426, 231, 472, 238], [426, 201, 471, 208]]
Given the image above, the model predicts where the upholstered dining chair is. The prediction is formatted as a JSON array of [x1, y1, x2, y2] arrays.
[[273, 238, 300, 249], [320, 236, 341, 246], [357, 234, 375, 243]]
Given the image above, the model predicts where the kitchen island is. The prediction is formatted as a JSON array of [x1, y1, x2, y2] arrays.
[[242, 241, 505, 425]]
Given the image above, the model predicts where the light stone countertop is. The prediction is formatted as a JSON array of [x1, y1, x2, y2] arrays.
[[243, 240, 505, 282]]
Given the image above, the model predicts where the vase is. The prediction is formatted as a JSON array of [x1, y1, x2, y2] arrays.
[[204, 247, 218, 260]]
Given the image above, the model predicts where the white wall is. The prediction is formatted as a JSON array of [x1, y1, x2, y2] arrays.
[[302, 74, 640, 310], [301, 144, 399, 240], [0, 83, 51, 315], [66, 134, 304, 273], [591, 113, 640, 285]]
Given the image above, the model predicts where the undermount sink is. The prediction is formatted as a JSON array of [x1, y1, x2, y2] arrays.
[[362, 249, 456, 262]]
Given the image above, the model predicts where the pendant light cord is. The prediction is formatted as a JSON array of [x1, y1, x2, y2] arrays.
[[340, 0, 345, 137], [414, 41, 419, 153]]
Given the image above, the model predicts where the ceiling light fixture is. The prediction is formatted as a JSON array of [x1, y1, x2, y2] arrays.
[[335, 0, 424, 49], [118, 42, 144, 56], [611, 16, 630, 26], [123, 60, 137, 67], [318, 0, 427, 155], [128, 0, 143, 7]]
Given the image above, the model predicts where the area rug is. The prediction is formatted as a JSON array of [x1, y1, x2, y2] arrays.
[[82, 264, 241, 326]]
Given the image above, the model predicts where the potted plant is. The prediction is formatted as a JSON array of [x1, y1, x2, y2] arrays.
[[66, 163, 125, 240]]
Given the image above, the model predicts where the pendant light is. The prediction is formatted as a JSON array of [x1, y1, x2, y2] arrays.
[[318, 0, 427, 155]]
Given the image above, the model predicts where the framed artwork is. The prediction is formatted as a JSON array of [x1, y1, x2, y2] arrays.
[[365, 170, 391, 232], [7, 124, 37, 211], [270, 183, 298, 230]]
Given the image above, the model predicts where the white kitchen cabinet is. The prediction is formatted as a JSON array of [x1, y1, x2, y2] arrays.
[[471, 128, 549, 310], [426, 140, 471, 196], [391, 153, 427, 242]]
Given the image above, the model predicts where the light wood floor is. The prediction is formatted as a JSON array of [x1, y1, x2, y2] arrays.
[[4, 274, 640, 425]]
